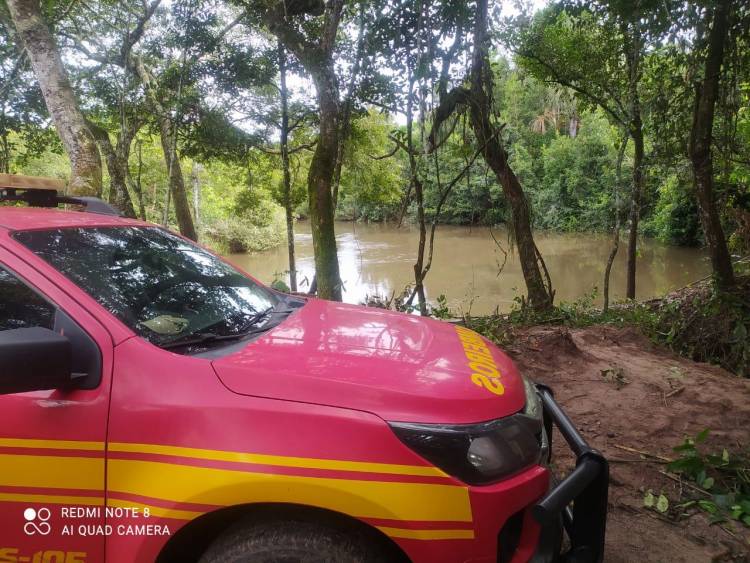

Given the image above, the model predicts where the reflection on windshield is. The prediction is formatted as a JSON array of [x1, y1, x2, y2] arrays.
[[14, 226, 277, 346]]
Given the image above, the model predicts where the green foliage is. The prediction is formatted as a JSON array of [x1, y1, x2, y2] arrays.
[[641, 172, 702, 246], [270, 273, 291, 293], [198, 158, 287, 253], [650, 282, 750, 377], [430, 294, 452, 319], [513, 8, 630, 127], [532, 112, 622, 231], [337, 111, 406, 221], [669, 430, 750, 528], [202, 204, 286, 254], [5, 131, 68, 179], [643, 490, 670, 513]]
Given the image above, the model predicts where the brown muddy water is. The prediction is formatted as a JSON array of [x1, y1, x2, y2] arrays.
[[225, 221, 711, 315]]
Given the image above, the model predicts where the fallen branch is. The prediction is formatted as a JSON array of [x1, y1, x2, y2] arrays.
[[657, 470, 711, 497], [608, 458, 669, 464], [613, 444, 672, 462], [665, 386, 685, 398]]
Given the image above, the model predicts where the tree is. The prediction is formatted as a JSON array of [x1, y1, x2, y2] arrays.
[[331, 0, 367, 211], [429, 0, 553, 311], [515, 3, 658, 299], [132, 55, 197, 240], [470, 0, 552, 310], [264, 42, 319, 292], [6, 0, 101, 196], [248, 0, 345, 301], [87, 119, 138, 218], [688, 0, 735, 289], [63, 0, 264, 239], [277, 41, 297, 291], [0, 4, 48, 175]]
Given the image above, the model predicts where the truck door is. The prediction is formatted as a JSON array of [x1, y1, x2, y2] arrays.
[[0, 248, 111, 563]]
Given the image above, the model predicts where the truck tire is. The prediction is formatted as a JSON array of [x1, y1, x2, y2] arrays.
[[199, 519, 392, 563]]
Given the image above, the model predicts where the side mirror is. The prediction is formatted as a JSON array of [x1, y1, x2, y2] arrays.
[[0, 327, 73, 394]]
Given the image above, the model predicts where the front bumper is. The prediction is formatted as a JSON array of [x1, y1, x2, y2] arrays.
[[532, 384, 609, 563], [389, 385, 609, 563]]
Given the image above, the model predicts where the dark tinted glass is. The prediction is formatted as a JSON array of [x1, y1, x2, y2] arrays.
[[0, 267, 55, 331], [14, 227, 276, 346]]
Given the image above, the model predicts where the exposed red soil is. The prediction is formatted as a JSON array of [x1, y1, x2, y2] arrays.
[[507, 325, 750, 563]]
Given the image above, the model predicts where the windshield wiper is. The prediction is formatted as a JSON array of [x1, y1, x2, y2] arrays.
[[238, 306, 275, 331], [160, 305, 288, 350], [159, 328, 264, 350]]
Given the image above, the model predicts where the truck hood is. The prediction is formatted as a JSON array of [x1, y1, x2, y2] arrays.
[[211, 299, 526, 424]]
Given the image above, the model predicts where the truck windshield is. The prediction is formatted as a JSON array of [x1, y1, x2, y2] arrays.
[[14, 226, 278, 347]]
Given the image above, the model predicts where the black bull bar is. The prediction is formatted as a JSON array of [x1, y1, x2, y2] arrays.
[[533, 384, 609, 563]]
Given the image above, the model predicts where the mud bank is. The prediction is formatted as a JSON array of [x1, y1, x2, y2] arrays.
[[508, 325, 750, 562]]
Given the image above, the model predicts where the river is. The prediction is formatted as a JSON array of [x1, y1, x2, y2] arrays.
[[225, 221, 711, 314]]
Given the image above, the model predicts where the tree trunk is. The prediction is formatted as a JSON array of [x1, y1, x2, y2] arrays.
[[191, 163, 201, 229], [132, 56, 196, 241], [278, 41, 297, 292], [688, 0, 735, 290], [621, 18, 646, 300], [470, 0, 551, 311], [132, 140, 147, 220], [158, 120, 197, 241], [331, 2, 366, 211], [626, 126, 644, 299], [405, 66, 429, 316], [603, 132, 628, 312], [87, 121, 137, 218], [262, 0, 343, 301], [0, 130, 10, 174], [7, 0, 102, 196], [306, 66, 342, 301]]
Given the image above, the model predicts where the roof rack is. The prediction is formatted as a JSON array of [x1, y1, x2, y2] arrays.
[[0, 174, 121, 216]]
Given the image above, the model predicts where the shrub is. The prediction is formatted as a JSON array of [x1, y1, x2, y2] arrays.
[[203, 201, 286, 254]]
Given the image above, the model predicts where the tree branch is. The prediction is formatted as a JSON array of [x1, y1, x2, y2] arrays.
[[256, 139, 317, 155], [519, 50, 629, 129], [120, 0, 162, 63], [426, 86, 471, 151], [370, 143, 399, 160]]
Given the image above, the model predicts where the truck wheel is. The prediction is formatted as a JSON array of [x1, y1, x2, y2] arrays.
[[199, 520, 391, 563]]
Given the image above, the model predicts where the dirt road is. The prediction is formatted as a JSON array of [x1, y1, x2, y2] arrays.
[[508, 325, 750, 562]]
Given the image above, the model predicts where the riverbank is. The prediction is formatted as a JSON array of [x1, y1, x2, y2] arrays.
[[467, 274, 750, 377], [465, 276, 750, 559], [507, 324, 750, 561]]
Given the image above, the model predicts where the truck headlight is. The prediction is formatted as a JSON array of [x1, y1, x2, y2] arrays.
[[390, 376, 545, 485]]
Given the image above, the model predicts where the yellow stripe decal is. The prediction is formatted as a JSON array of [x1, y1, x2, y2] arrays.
[[0, 454, 104, 490], [375, 526, 475, 540], [108, 441, 446, 477], [108, 459, 472, 522], [0, 438, 104, 451], [0, 493, 104, 507], [0, 439, 474, 534]]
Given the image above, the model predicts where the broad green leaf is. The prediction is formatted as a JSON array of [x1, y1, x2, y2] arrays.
[[698, 500, 718, 514], [643, 491, 655, 508], [702, 477, 714, 490], [656, 494, 669, 513]]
